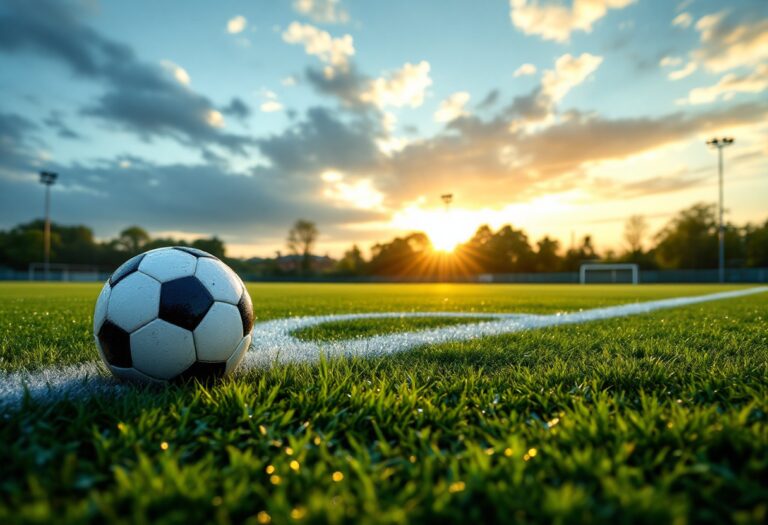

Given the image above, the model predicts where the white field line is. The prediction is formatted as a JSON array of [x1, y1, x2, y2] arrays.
[[1, 287, 765, 408]]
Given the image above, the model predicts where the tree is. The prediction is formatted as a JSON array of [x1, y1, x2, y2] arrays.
[[624, 215, 648, 254], [192, 237, 226, 259], [534, 236, 561, 272], [744, 220, 768, 267], [118, 226, 150, 255], [654, 203, 718, 269], [336, 244, 366, 275], [287, 219, 319, 274]]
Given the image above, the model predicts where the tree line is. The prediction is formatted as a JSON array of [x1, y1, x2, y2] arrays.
[[0, 203, 766, 277]]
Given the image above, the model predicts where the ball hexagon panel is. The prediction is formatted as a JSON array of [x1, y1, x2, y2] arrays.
[[237, 288, 254, 336], [194, 258, 242, 304], [93, 281, 111, 334], [109, 253, 146, 286], [174, 246, 219, 260], [107, 271, 161, 332], [130, 319, 197, 380], [226, 334, 251, 374], [177, 361, 227, 382], [159, 276, 214, 330], [138, 248, 197, 282], [193, 302, 244, 362], [97, 319, 132, 368]]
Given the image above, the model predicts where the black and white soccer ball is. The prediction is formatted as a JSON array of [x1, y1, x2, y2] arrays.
[[93, 246, 254, 383]]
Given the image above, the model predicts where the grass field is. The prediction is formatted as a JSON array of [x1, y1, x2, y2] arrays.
[[1, 283, 767, 524]]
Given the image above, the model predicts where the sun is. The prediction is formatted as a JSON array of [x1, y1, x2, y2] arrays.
[[428, 226, 464, 252], [392, 205, 477, 252]]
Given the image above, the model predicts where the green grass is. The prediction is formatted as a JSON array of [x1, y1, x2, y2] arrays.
[[1, 283, 767, 524]]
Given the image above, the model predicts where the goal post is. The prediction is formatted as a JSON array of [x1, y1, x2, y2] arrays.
[[580, 263, 639, 285]]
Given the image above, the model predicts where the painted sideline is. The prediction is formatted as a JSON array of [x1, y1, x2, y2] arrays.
[[1, 287, 765, 408]]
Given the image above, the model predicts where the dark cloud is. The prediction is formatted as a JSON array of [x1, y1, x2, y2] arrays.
[[43, 111, 81, 140], [0, 0, 253, 154], [476, 89, 500, 110], [258, 107, 383, 174], [0, 111, 38, 170], [221, 97, 252, 121], [304, 65, 371, 109]]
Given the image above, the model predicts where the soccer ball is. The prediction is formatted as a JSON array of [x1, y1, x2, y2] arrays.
[[93, 246, 254, 383]]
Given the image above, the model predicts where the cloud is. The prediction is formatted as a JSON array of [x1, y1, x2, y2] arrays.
[[541, 53, 603, 103], [282, 22, 354, 69], [0, 0, 254, 155], [513, 63, 537, 77], [360, 61, 432, 109], [221, 97, 252, 120], [509, 0, 635, 43], [476, 90, 501, 110], [160, 60, 191, 85], [692, 10, 768, 73], [257, 107, 383, 175], [379, 101, 768, 205], [684, 64, 768, 104], [293, 0, 349, 24], [226, 15, 247, 34], [668, 61, 697, 80], [434, 92, 471, 123], [43, 111, 81, 140], [258, 90, 284, 113], [660, 56, 683, 67], [672, 12, 692, 28]]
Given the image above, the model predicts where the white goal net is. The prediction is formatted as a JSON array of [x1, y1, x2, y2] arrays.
[[580, 263, 639, 284]]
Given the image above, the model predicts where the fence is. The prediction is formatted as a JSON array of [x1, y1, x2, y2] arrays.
[[2, 266, 767, 284]]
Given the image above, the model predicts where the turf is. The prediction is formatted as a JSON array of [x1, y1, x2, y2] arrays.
[[1, 283, 767, 524]]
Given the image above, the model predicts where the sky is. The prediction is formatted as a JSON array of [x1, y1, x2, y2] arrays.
[[0, 0, 766, 258]]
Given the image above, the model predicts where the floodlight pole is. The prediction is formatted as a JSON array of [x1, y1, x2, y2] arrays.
[[39, 171, 58, 281], [705, 138, 733, 283], [441, 193, 453, 211]]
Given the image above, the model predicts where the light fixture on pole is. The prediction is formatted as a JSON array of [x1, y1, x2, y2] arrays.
[[441, 193, 453, 211], [39, 171, 58, 281], [705, 137, 733, 284]]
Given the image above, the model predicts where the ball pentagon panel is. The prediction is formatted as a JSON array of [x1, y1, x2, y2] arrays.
[[97, 319, 132, 368], [109, 253, 146, 286], [159, 276, 214, 330]]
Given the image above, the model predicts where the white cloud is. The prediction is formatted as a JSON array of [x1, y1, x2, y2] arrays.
[[258, 89, 284, 112], [321, 170, 385, 210], [227, 15, 247, 34], [205, 110, 225, 128], [541, 53, 603, 103], [672, 12, 692, 28], [282, 22, 355, 69], [513, 63, 537, 77], [261, 101, 284, 113], [360, 61, 432, 109], [293, 0, 349, 24], [160, 60, 190, 85], [434, 92, 471, 123], [660, 56, 683, 67], [509, 0, 635, 43], [693, 12, 768, 72], [685, 64, 768, 104], [282, 76, 297, 87], [668, 61, 697, 80]]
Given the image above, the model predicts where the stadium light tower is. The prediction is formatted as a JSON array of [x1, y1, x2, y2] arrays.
[[441, 193, 453, 210], [39, 171, 58, 280], [705, 137, 734, 283]]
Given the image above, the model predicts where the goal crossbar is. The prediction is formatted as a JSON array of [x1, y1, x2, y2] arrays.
[[580, 263, 639, 285]]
